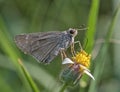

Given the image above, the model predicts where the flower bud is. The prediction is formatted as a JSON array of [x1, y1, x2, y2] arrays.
[[60, 63, 83, 86]]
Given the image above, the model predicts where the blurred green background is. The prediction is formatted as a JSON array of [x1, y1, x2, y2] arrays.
[[0, 0, 120, 92]]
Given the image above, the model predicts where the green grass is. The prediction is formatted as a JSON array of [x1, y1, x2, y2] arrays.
[[0, 16, 39, 92], [88, 3, 120, 92], [84, 0, 100, 53]]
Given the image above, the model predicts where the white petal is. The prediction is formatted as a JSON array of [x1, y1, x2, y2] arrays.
[[79, 64, 90, 72], [62, 58, 74, 64], [84, 70, 95, 80]]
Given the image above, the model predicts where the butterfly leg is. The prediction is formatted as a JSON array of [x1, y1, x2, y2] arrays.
[[71, 41, 83, 57], [74, 41, 83, 50], [60, 49, 67, 61], [60, 50, 63, 61], [71, 43, 76, 57], [62, 50, 67, 58], [73, 73, 82, 84]]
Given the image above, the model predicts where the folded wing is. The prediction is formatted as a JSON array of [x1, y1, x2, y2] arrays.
[[15, 31, 62, 63]]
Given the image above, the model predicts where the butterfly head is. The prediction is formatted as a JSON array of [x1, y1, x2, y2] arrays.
[[67, 28, 78, 37]]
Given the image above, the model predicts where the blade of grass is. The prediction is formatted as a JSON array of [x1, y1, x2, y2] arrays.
[[106, 3, 120, 41], [0, 55, 68, 92], [25, 62, 68, 92], [0, 15, 35, 92], [80, 0, 100, 91], [84, 0, 100, 53], [18, 59, 40, 92], [88, 3, 120, 92], [81, 0, 100, 91]]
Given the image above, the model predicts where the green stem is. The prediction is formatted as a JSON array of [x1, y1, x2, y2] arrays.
[[84, 0, 100, 53], [59, 83, 68, 92], [18, 59, 40, 92]]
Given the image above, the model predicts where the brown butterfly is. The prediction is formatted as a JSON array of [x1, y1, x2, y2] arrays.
[[15, 28, 78, 64]]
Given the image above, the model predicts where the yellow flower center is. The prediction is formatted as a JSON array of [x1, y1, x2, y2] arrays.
[[72, 50, 91, 71]]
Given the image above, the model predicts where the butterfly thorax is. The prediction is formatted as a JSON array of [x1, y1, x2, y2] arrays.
[[59, 31, 73, 49]]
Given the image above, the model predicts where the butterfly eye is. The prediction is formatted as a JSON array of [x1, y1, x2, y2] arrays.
[[69, 29, 75, 34]]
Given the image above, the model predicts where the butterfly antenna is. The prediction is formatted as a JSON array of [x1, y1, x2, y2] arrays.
[[76, 24, 89, 31]]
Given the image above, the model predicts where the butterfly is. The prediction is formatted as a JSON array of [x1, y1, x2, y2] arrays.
[[15, 28, 78, 64]]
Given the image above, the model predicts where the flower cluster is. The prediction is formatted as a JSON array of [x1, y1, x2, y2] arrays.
[[60, 49, 94, 85], [72, 50, 91, 72]]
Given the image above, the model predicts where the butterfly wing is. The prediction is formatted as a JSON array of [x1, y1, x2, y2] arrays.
[[15, 31, 62, 63]]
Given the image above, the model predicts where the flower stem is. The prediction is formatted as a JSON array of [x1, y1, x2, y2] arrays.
[[59, 83, 68, 92]]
